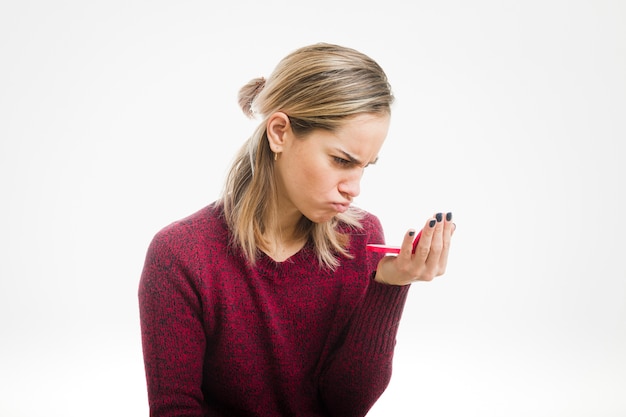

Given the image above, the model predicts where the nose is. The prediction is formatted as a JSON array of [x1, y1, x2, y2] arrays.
[[338, 172, 361, 200]]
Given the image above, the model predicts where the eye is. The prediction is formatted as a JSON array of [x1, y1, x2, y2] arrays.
[[332, 156, 352, 166]]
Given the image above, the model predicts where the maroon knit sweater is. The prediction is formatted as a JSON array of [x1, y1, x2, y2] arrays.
[[138, 202, 410, 417]]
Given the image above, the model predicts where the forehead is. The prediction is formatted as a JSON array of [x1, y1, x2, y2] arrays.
[[324, 113, 390, 156]]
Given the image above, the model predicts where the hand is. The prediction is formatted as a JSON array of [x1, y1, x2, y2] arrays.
[[375, 212, 456, 286]]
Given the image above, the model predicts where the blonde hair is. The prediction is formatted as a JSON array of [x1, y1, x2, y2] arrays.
[[223, 43, 394, 269]]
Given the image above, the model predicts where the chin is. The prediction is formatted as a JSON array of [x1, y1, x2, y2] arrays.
[[303, 212, 337, 224]]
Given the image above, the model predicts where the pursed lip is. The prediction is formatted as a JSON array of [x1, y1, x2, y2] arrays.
[[331, 202, 351, 213]]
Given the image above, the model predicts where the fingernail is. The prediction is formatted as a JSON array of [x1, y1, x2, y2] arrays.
[[436, 212, 443, 222], [446, 212, 453, 221], [429, 219, 436, 228], [409, 230, 415, 237]]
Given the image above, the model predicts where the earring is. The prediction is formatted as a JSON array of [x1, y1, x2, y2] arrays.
[[274, 152, 280, 161]]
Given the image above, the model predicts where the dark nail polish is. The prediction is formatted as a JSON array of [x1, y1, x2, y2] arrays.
[[436, 212, 443, 222], [429, 219, 436, 228], [446, 212, 453, 221], [409, 230, 415, 237]]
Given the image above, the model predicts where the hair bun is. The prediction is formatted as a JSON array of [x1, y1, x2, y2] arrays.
[[238, 77, 266, 119]]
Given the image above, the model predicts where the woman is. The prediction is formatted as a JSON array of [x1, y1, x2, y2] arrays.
[[139, 43, 455, 417]]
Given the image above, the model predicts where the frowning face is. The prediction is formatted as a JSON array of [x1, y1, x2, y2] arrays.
[[270, 112, 390, 224]]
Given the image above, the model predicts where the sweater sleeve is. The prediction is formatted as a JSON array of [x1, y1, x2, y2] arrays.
[[319, 214, 411, 417], [319, 279, 410, 417], [138, 228, 208, 417]]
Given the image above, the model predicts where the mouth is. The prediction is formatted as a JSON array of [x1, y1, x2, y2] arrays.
[[331, 202, 350, 213]]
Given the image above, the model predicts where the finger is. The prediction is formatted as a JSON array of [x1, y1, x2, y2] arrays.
[[438, 212, 455, 274], [397, 229, 419, 260], [413, 217, 437, 262], [443, 212, 455, 239], [425, 212, 445, 271]]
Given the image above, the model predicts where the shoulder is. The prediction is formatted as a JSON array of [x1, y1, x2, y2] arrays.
[[338, 207, 383, 235], [147, 201, 228, 257], [161, 201, 224, 233], [335, 207, 386, 277], [337, 206, 385, 245], [355, 208, 383, 233]]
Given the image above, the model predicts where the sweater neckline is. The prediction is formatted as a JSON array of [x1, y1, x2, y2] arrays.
[[256, 239, 314, 270]]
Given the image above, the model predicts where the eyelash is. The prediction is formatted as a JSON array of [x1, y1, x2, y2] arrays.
[[333, 156, 353, 166]]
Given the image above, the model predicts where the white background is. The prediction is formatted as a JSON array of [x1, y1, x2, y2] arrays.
[[1, 1, 624, 416]]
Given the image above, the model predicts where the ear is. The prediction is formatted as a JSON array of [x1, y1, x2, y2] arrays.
[[266, 112, 291, 153]]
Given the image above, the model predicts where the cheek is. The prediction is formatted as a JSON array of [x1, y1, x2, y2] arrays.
[[289, 157, 327, 189], [300, 164, 336, 194]]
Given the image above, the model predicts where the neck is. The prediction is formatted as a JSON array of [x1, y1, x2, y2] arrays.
[[263, 208, 302, 244], [267, 190, 305, 238], [261, 201, 307, 262]]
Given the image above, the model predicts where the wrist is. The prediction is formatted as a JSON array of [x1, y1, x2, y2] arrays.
[[374, 263, 391, 285]]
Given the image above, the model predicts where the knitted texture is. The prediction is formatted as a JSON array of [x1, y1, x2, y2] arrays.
[[138, 202, 410, 417]]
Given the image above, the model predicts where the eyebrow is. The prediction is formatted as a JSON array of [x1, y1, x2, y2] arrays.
[[338, 150, 379, 167]]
